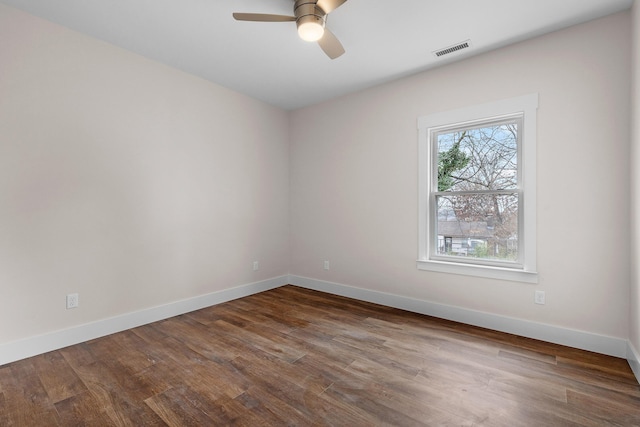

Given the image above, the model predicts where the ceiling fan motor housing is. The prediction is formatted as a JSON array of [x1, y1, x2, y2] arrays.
[[295, 0, 326, 31]]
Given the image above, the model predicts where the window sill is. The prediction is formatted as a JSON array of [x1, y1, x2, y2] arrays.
[[417, 259, 538, 284]]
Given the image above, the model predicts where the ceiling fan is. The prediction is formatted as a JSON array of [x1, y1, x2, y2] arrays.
[[233, 0, 348, 59]]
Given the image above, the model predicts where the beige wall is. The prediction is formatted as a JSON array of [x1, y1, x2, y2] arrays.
[[0, 4, 290, 344], [631, 1, 640, 358], [290, 12, 631, 340]]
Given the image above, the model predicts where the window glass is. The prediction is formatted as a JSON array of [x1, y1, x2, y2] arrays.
[[434, 118, 521, 264], [436, 122, 518, 192], [436, 193, 518, 261]]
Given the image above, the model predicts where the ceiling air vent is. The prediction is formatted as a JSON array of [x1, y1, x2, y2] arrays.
[[433, 40, 471, 58]]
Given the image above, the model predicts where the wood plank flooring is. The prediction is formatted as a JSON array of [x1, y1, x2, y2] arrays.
[[1, 285, 638, 426]]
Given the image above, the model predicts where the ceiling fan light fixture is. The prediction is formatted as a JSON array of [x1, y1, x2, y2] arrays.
[[297, 15, 325, 42]]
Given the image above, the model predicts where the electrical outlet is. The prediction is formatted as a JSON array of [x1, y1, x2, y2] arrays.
[[534, 290, 545, 305], [323, 260, 330, 270], [66, 293, 79, 309], [253, 261, 259, 271]]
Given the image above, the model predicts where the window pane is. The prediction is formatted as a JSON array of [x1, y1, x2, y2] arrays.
[[437, 123, 518, 192], [436, 194, 518, 261]]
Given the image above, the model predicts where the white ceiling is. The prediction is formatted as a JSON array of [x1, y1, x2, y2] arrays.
[[0, 0, 634, 110]]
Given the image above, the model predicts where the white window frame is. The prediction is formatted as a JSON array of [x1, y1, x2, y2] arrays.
[[417, 94, 538, 283]]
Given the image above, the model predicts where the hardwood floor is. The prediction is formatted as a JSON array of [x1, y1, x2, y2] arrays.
[[1, 285, 638, 426]]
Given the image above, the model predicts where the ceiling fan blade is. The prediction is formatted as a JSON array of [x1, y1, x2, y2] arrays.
[[232, 13, 296, 22], [316, 0, 347, 14], [318, 28, 345, 59]]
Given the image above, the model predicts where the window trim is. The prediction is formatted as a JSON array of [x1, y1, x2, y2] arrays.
[[417, 94, 538, 283]]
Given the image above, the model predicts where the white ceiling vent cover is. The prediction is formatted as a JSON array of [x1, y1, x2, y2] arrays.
[[433, 40, 472, 58]]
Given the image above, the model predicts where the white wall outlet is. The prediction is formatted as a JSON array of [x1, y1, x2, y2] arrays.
[[66, 293, 79, 309], [534, 290, 545, 305], [323, 260, 330, 270], [253, 261, 259, 271]]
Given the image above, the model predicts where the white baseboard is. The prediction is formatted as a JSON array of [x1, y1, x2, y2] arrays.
[[288, 275, 628, 359], [628, 341, 640, 384], [0, 275, 289, 367]]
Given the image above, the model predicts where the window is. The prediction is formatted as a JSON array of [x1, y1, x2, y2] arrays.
[[418, 94, 538, 283]]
